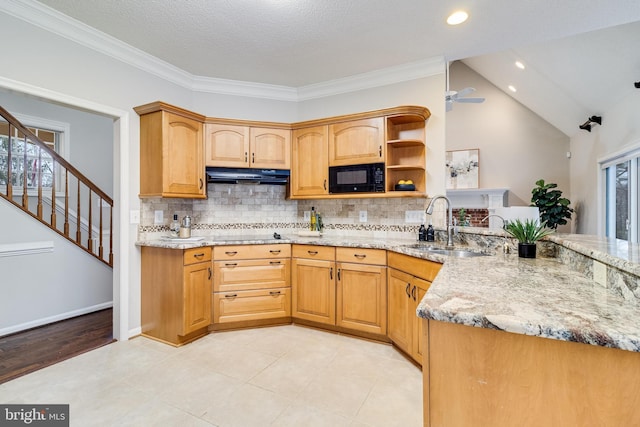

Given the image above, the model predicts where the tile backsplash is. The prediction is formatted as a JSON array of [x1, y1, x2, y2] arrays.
[[139, 183, 436, 239]]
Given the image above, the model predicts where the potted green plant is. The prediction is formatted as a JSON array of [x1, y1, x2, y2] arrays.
[[504, 218, 553, 258], [531, 179, 574, 229]]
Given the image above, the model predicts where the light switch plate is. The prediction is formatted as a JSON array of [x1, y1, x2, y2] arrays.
[[593, 260, 607, 287], [303, 211, 311, 221], [130, 210, 140, 224], [405, 210, 423, 223], [154, 210, 164, 224], [359, 210, 367, 222]]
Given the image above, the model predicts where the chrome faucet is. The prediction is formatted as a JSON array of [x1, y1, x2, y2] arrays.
[[426, 195, 454, 249], [481, 214, 507, 229], [482, 214, 510, 254]]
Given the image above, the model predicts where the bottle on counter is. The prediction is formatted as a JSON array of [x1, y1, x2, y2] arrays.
[[418, 224, 427, 241], [170, 214, 180, 237], [426, 224, 435, 242], [310, 206, 317, 231]]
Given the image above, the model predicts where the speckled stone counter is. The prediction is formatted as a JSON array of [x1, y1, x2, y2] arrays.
[[136, 229, 640, 353]]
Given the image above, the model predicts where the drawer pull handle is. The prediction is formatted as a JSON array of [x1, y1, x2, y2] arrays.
[[354, 254, 367, 259], [405, 283, 411, 297], [270, 250, 281, 254], [225, 251, 238, 256], [225, 263, 238, 267], [308, 250, 318, 255], [337, 268, 341, 281], [269, 291, 281, 296], [270, 261, 281, 265], [330, 267, 333, 280], [224, 294, 238, 298], [193, 253, 205, 259], [412, 285, 417, 301], [208, 267, 212, 280]]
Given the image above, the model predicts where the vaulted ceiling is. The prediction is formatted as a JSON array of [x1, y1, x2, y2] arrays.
[[29, 0, 640, 136]]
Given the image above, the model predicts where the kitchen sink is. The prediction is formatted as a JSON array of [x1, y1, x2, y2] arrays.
[[403, 244, 490, 258]]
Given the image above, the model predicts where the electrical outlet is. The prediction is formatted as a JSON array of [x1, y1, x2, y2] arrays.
[[303, 211, 311, 221], [129, 210, 140, 224], [154, 210, 164, 224], [593, 260, 607, 287], [359, 210, 367, 222], [405, 210, 424, 223]]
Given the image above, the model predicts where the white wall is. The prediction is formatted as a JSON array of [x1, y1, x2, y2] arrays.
[[569, 90, 640, 235], [0, 197, 112, 335], [447, 62, 571, 226]]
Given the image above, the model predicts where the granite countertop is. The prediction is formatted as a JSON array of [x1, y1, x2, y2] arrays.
[[136, 231, 640, 353]]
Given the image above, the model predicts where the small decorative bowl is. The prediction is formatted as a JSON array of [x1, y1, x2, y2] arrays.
[[394, 184, 416, 191]]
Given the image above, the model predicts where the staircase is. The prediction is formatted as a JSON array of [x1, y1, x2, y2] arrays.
[[0, 106, 113, 267]]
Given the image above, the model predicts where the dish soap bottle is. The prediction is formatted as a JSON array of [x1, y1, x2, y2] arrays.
[[170, 214, 180, 238], [418, 224, 427, 241], [310, 206, 317, 231], [426, 224, 435, 242]]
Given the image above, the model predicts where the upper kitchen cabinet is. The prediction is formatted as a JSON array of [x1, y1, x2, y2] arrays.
[[205, 122, 291, 169], [135, 102, 206, 199], [328, 117, 384, 166], [291, 125, 329, 197]]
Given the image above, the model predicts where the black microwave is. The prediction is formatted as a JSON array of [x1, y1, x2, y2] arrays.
[[329, 163, 385, 193]]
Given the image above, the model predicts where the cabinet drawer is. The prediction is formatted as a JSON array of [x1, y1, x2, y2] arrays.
[[336, 247, 386, 266], [213, 244, 291, 260], [387, 251, 442, 282], [213, 287, 291, 323], [292, 244, 335, 261], [214, 259, 291, 292], [184, 247, 212, 265]]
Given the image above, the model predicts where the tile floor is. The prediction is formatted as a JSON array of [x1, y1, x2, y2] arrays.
[[0, 325, 423, 426]]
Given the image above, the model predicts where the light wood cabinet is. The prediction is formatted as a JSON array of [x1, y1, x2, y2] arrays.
[[291, 126, 329, 196], [212, 244, 291, 326], [336, 248, 387, 335], [385, 113, 427, 195], [205, 124, 290, 169], [141, 246, 212, 346], [387, 251, 441, 364], [291, 244, 336, 325], [135, 102, 206, 199], [328, 117, 384, 166]]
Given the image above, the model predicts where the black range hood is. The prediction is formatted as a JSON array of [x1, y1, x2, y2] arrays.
[[205, 167, 290, 185]]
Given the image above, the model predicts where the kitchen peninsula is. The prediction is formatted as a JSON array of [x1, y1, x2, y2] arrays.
[[137, 230, 640, 426]]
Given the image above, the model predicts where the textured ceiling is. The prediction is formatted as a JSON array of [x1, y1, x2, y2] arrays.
[[34, 0, 640, 87]]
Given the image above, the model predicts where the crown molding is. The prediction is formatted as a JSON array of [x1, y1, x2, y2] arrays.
[[3, 0, 444, 101]]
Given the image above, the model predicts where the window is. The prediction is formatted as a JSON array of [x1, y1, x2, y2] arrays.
[[601, 146, 640, 243], [0, 113, 68, 192]]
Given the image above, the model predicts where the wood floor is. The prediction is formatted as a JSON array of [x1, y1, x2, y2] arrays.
[[0, 308, 114, 384]]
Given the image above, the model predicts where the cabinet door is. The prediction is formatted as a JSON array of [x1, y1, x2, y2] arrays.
[[292, 258, 336, 325], [291, 125, 329, 196], [250, 127, 291, 169], [411, 278, 430, 364], [336, 262, 387, 335], [204, 123, 250, 167], [329, 117, 384, 166], [182, 262, 212, 335], [387, 268, 413, 354], [163, 112, 205, 197]]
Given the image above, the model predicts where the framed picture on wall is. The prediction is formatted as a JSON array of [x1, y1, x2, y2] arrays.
[[446, 149, 479, 189]]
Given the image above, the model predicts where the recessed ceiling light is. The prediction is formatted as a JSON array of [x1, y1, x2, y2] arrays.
[[508, 85, 517, 92], [515, 61, 525, 70], [447, 10, 469, 25]]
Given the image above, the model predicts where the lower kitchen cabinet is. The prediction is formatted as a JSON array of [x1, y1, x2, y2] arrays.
[[336, 248, 387, 335], [292, 245, 336, 325], [387, 251, 441, 364], [141, 246, 212, 346], [212, 244, 291, 328]]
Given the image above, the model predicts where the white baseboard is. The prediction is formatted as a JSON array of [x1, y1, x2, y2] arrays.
[[0, 301, 113, 337], [128, 326, 142, 339]]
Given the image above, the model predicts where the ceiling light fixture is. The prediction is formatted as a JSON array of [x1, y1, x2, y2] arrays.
[[508, 85, 517, 92], [515, 61, 525, 70], [447, 11, 469, 25]]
